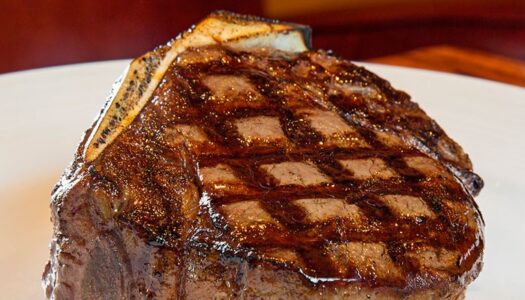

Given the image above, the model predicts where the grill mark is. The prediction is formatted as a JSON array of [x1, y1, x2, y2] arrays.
[[100, 46, 483, 287], [211, 212, 455, 250], [260, 198, 308, 228], [173, 62, 324, 255], [247, 71, 326, 148], [387, 155, 426, 180], [310, 150, 359, 184], [208, 180, 458, 210], [355, 127, 395, 150], [226, 159, 277, 191], [376, 155, 476, 250], [244, 65, 336, 274], [196, 147, 421, 166], [190, 55, 468, 258], [298, 246, 341, 278]]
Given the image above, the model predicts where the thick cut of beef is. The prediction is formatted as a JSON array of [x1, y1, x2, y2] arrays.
[[43, 11, 484, 299]]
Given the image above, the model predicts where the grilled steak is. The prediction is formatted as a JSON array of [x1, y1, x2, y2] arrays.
[[43, 11, 484, 299]]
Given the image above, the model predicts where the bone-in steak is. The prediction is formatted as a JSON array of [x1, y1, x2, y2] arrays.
[[43, 11, 484, 299]]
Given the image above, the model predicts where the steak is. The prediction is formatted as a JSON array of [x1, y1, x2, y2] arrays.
[[43, 11, 484, 299]]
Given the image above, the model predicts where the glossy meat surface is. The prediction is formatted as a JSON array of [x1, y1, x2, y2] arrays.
[[44, 44, 484, 299]]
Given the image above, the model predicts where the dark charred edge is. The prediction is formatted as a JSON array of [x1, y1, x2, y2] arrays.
[[301, 47, 482, 198], [209, 10, 313, 49], [345, 60, 483, 197], [458, 170, 484, 197]]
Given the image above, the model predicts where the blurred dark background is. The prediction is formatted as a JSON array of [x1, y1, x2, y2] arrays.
[[1, 0, 524, 74]]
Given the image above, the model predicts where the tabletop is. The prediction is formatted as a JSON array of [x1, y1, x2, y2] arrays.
[[371, 45, 525, 88]]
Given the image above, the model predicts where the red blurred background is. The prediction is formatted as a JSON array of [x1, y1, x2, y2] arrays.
[[1, 0, 524, 74]]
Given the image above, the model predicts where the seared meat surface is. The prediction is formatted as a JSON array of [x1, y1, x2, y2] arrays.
[[44, 12, 483, 300]]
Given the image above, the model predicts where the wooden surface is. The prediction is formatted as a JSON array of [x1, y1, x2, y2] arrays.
[[371, 46, 525, 87]]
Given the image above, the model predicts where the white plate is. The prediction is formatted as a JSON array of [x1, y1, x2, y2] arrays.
[[0, 60, 524, 299]]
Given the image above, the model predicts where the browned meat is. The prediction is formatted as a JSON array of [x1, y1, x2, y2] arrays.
[[43, 11, 484, 300]]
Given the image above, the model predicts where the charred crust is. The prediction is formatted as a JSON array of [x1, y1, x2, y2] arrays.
[[47, 14, 483, 299]]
